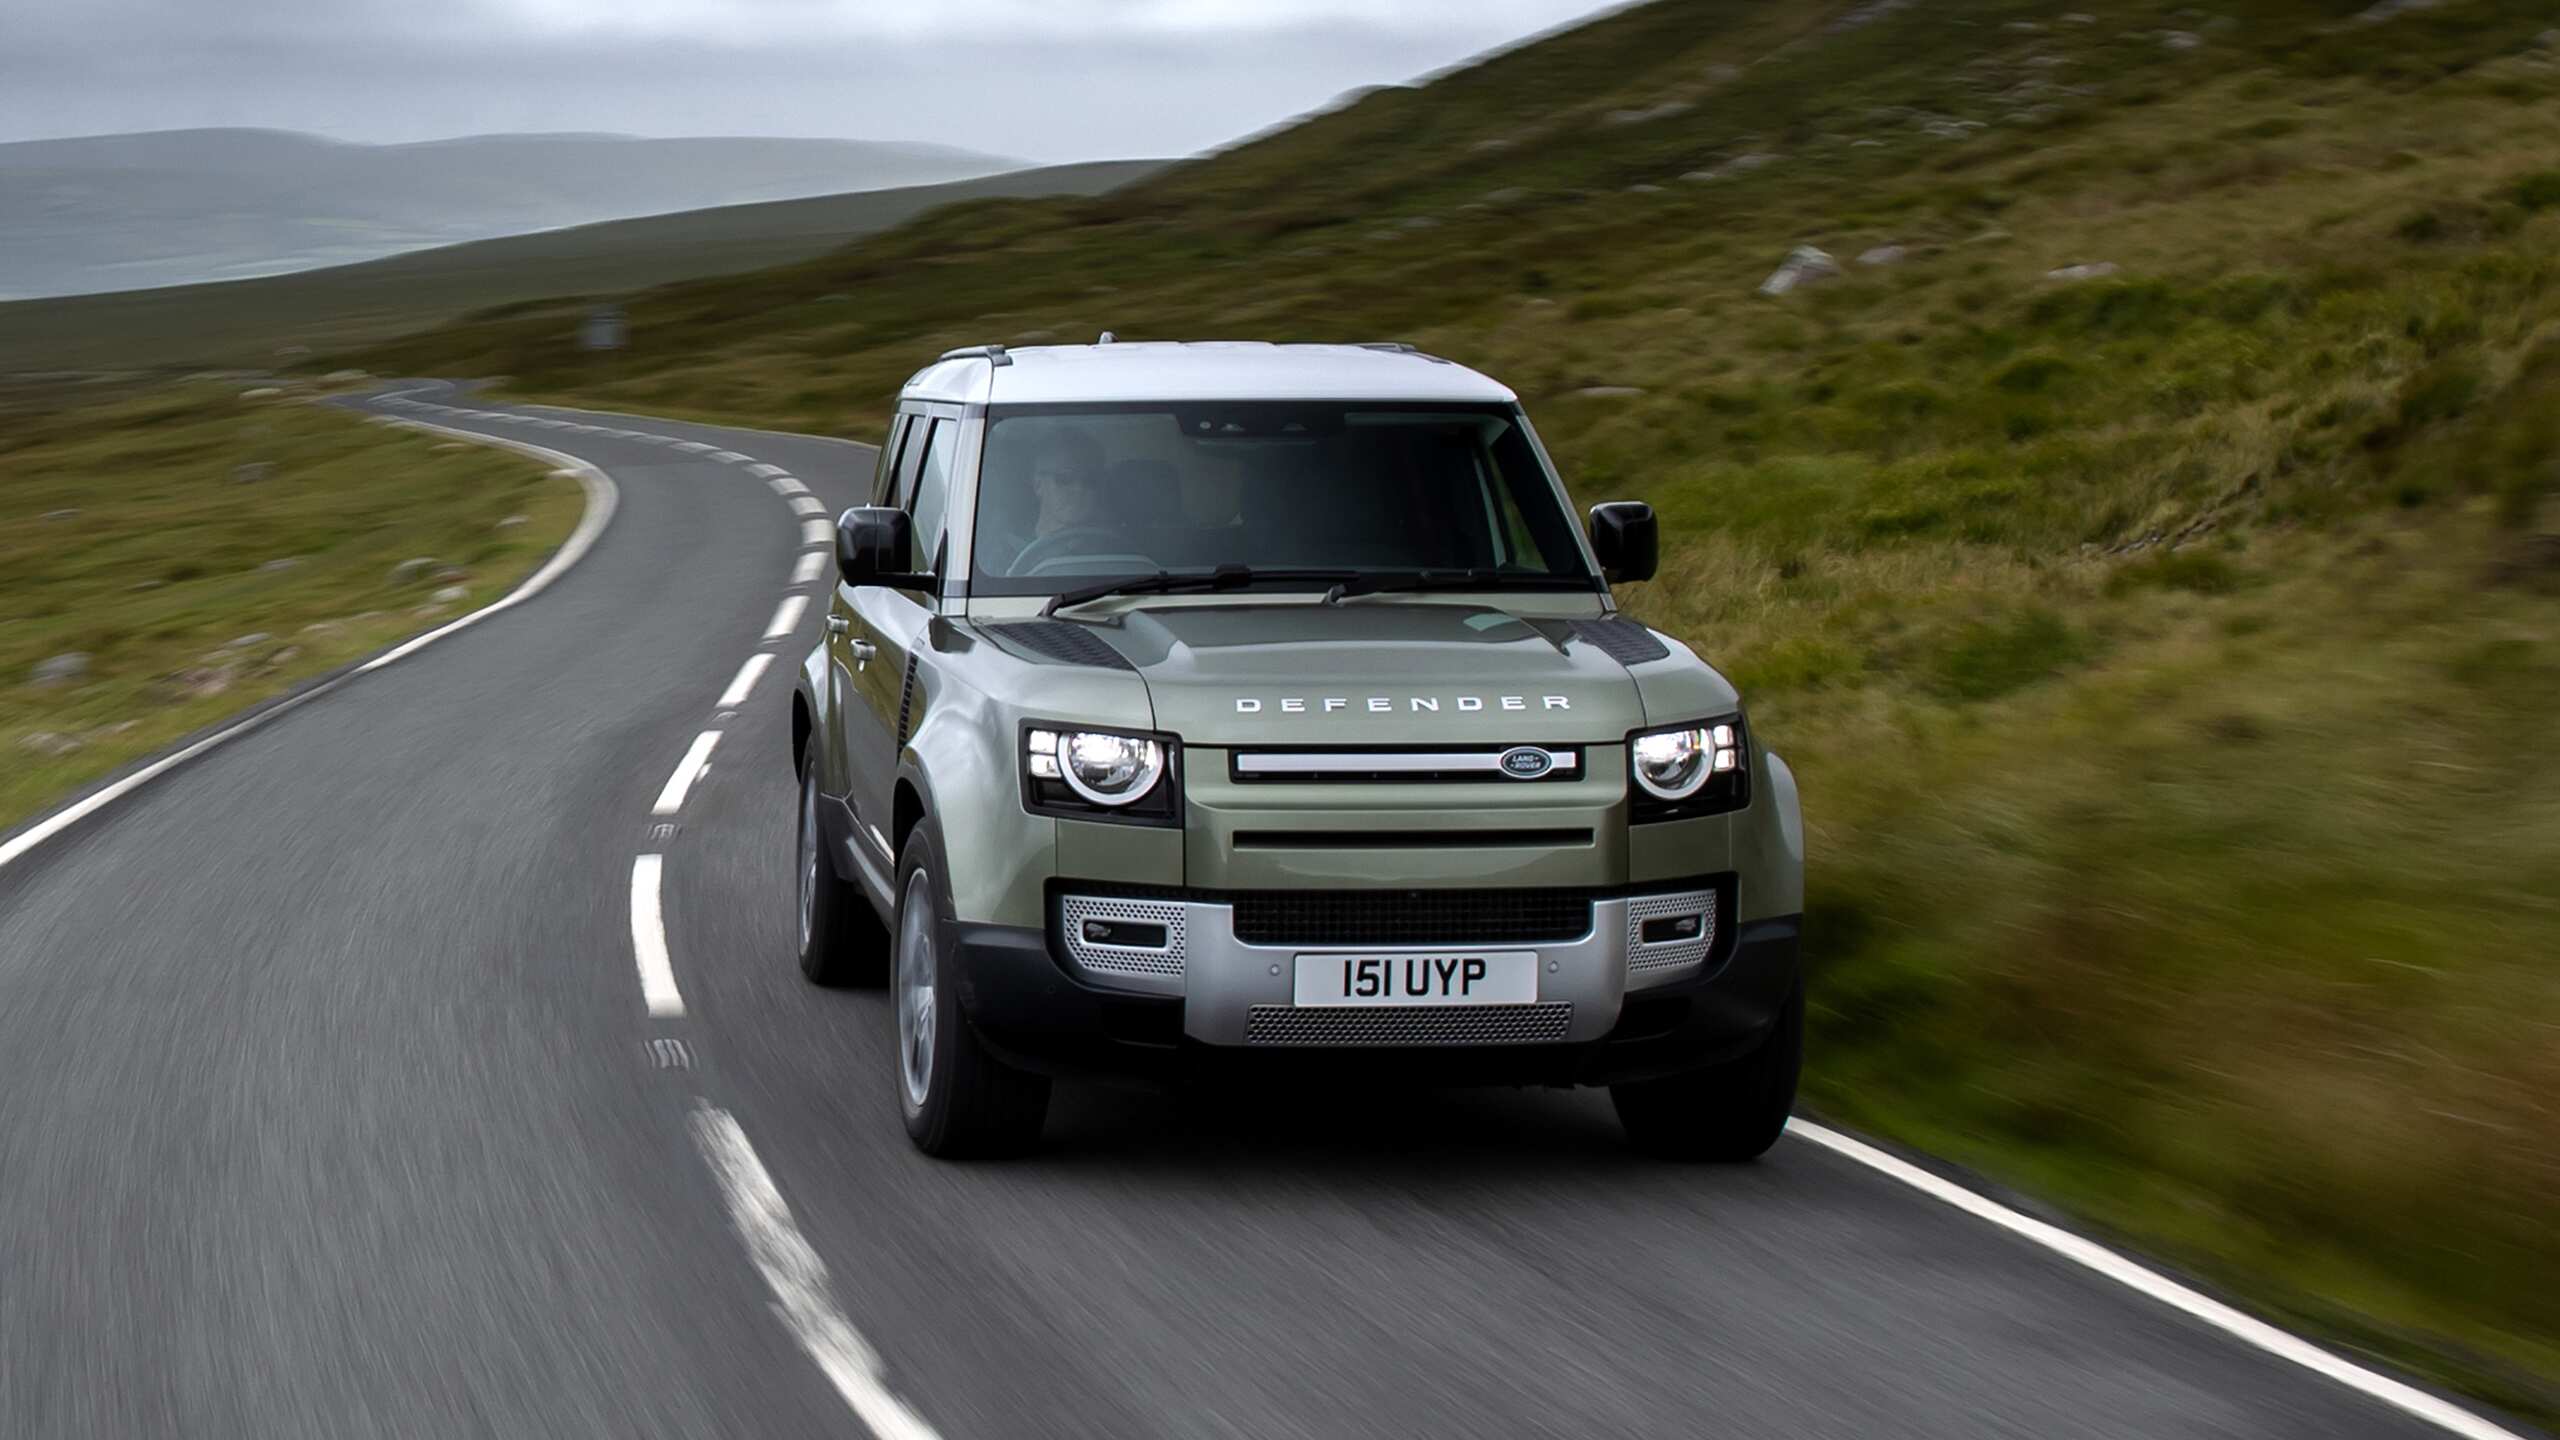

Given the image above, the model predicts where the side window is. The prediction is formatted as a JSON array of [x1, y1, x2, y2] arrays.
[[892, 415, 931, 508], [871, 414, 912, 505], [907, 420, 959, 575]]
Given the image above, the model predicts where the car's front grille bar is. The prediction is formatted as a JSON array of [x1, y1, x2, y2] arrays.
[[1230, 746, 1581, 784]]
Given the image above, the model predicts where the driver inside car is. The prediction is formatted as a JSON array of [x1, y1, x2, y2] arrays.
[[983, 428, 1111, 574]]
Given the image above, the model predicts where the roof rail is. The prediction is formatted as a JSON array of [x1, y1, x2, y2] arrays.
[[937, 344, 1012, 367], [1356, 341, 1418, 353]]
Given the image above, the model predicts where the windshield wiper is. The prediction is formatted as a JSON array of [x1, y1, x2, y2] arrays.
[[1042, 565, 1359, 617], [1321, 568, 1570, 603]]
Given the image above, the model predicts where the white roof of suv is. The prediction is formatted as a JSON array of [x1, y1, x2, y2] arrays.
[[901, 340, 1519, 406]]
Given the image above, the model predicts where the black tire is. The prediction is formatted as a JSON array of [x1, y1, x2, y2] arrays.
[[1611, 983, 1802, 1161], [891, 825, 1050, 1158], [796, 746, 885, 987]]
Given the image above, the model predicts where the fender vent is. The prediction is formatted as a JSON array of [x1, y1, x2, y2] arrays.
[[981, 621, 1135, 671], [893, 654, 920, 749], [1569, 617, 1670, 666]]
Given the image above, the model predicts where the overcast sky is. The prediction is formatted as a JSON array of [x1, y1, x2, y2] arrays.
[[0, 0, 1617, 162]]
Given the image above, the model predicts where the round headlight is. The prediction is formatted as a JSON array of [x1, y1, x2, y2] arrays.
[[1630, 726, 1711, 800], [1060, 731, 1166, 806]]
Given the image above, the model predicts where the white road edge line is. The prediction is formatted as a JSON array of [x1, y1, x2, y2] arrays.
[[0, 402, 617, 875], [791, 551, 827, 586], [628, 855, 685, 1018], [764, 595, 808, 642], [1786, 1121, 2527, 1440], [689, 1102, 942, 1440], [719, 653, 774, 709], [651, 730, 722, 816]]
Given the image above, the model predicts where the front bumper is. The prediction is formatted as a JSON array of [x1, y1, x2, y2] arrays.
[[945, 894, 1801, 1088]]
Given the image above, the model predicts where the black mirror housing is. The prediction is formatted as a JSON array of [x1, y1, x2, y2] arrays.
[[1588, 501, 1659, 584], [836, 506, 916, 587]]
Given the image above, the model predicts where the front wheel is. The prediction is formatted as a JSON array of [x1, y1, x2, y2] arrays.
[[893, 826, 1050, 1158], [1610, 984, 1802, 1161]]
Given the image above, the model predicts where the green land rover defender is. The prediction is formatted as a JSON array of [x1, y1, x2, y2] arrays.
[[791, 341, 1805, 1158]]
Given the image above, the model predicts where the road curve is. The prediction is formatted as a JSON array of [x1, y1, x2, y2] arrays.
[[0, 380, 2523, 1440]]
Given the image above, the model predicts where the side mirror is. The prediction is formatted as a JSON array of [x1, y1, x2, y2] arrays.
[[836, 506, 915, 587], [1588, 501, 1658, 584]]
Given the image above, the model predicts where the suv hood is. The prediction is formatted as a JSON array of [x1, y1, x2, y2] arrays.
[[1074, 602, 1654, 744]]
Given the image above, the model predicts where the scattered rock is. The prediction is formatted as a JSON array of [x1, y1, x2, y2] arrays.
[[1567, 386, 1648, 399], [2061, 11, 2097, 23], [40, 508, 78, 522], [320, 368, 370, 383], [387, 557, 441, 585], [1857, 244, 1908, 266], [2161, 29, 2202, 49], [2352, 0, 2436, 21], [1626, 183, 1664, 194], [300, 621, 344, 637], [353, 610, 386, 623], [89, 720, 141, 740], [127, 579, 166, 592], [496, 514, 530, 529], [1966, 228, 2015, 245], [239, 387, 282, 401], [232, 463, 271, 487], [1759, 245, 1844, 297], [1602, 99, 1693, 127], [2048, 261, 2123, 281], [432, 441, 467, 451], [1468, 138, 1513, 154], [30, 653, 89, 688], [1399, 215, 1439, 230], [258, 645, 302, 670], [163, 665, 238, 701], [2538, 28, 2560, 48], [258, 558, 301, 574], [431, 585, 469, 605], [219, 632, 273, 652], [18, 732, 82, 758], [1727, 152, 1779, 174], [431, 566, 469, 583], [2004, 19, 2045, 31], [1850, 138, 1886, 148], [1481, 187, 1528, 205]]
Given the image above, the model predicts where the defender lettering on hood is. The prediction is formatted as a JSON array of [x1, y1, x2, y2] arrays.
[[1235, 695, 1572, 715]]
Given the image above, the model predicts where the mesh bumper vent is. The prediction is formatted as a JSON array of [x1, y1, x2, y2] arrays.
[[1245, 1003, 1574, 1047], [1626, 888, 1718, 975], [1059, 895, 1186, 979]]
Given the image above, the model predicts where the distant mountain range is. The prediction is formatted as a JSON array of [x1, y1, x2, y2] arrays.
[[0, 128, 1023, 299]]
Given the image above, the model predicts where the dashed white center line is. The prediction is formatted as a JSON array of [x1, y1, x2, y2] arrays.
[[719, 653, 775, 708], [801, 517, 833, 547], [766, 475, 805, 496], [711, 450, 751, 464], [791, 551, 827, 585], [790, 495, 828, 518], [652, 729, 723, 815], [674, 441, 717, 454], [764, 595, 808, 641], [628, 855, 686, 1017], [690, 1103, 944, 1439]]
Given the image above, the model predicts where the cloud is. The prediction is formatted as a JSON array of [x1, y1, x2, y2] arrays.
[[0, 0, 1608, 160]]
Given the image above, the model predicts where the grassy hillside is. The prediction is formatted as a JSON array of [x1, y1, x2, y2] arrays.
[[0, 161, 1161, 373], [0, 378, 581, 831], [353, 0, 2560, 1413]]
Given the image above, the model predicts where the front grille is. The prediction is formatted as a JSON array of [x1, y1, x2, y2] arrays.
[[1230, 888, 1595, 947], [1246, 1003, 1574, 1047]]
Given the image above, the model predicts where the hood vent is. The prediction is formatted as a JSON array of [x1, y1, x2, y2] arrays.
[[1569, 617, 1670, 666], [981, 620, 1135, 671]]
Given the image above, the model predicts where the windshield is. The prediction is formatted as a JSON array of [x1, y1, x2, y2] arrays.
[[969, 402, 1598, 596]]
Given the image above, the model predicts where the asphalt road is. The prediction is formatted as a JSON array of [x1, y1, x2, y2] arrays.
[[0, 379, 2517, 1439]]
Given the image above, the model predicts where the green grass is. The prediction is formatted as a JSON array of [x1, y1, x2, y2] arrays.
[[350, 0, 2560, 1414], [0, 377, 584, 830], [0, 161, 1162, 373]]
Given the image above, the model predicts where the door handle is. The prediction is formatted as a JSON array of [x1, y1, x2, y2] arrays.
[[848, 639, 878, 669], [826, 615, 849, 635]]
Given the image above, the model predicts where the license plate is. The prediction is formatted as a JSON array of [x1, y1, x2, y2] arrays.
[[1292, 951, 1538, 1007]]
